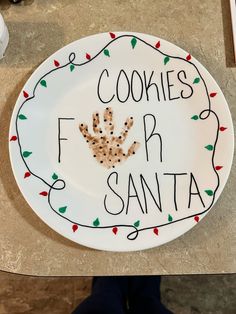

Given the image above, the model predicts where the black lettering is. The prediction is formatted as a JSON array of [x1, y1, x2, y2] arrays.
[[126, 174, 144, 214], [177, 70, 194, 99], [104, 172, 125, 215], [160, 71, 166, 101], [140, 173, 162, 213], [58, 117, 75, 163], [130, 70, 144, 102], [97, 69, 115, 103], [166, 70, 180, 101], [188, 172, 205, 208], [143, 70, 160, 101], [116, 69, 130, 103], [164, 173, 188, 211], [143, 114, 163, 162]]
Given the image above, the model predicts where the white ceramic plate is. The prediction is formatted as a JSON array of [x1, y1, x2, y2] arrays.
[[9, 32, 234, 251]]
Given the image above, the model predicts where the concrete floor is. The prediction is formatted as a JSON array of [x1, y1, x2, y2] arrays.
[[0, 273, 235, 314]]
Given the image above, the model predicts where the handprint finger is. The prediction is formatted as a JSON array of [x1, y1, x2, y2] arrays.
[[104, 107, 114, 135], [127, 141, 140, 156], [119, 116, 134, 143], [79, 123, 93, 142], [92, 112, 102, 134]]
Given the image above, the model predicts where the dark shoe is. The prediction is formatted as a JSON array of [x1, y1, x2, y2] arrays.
[[128, 276, 173, 314], [72, 276, 129, 314]]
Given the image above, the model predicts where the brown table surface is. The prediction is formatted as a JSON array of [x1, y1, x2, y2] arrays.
[[0, 0, 235, 276]]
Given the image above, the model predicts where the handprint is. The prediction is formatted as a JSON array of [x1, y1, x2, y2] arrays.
[[79, 107, 140, 168]]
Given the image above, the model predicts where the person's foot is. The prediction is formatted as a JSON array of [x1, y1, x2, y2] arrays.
[[92, 276, 129, 299], [128, 276, 173, 314], [72, 276, 129, 314], [129, 275, 161, 299]]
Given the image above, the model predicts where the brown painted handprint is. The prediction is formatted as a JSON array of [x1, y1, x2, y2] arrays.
[[79, 107, 140, 168]]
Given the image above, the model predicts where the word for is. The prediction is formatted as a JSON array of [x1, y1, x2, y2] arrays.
[[57, 114, 163, 164]]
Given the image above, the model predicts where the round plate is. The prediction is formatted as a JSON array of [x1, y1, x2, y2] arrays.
[[9, 32, 234, 251]]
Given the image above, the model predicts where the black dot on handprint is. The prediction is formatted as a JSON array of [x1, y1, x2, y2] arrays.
[[79, 107, 140, 168]]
